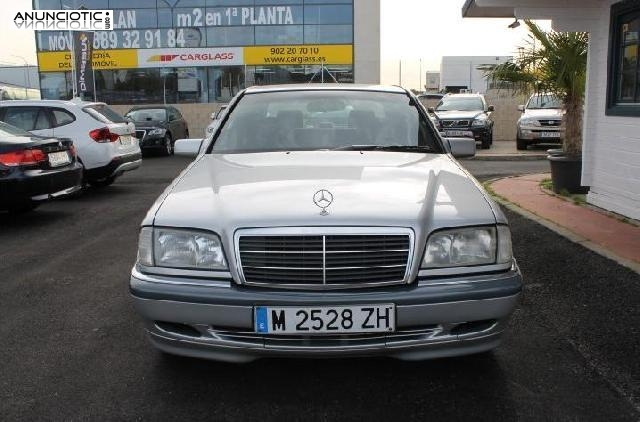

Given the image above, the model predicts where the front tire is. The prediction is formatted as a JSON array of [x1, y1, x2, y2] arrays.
[[163, 134, 173, 156], [516, 137, 528, 151], [481, 135, 491, 150]]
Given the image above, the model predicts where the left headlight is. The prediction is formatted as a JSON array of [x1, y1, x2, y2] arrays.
[[147, 128, 166, 136], [519, 118, 540, 127], [422, 225, 513, 268], [137, 227, 227, 270], [471, 118, 488, 127]]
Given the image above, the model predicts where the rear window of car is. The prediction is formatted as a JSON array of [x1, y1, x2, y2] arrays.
[[83, 104, 126, 124], [0, 121, 32, 138]]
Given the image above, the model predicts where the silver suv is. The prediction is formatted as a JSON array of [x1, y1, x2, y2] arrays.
[[516, 94, 564, 150]]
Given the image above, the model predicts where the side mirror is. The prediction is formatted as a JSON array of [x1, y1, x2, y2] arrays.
[[174, 138, 203, 158], [427, 107, 435, 113], [517, 105, 525, 112], [487, 105, 495, 112], [210, 112, 217, 120], [446, 137, 476, 158]]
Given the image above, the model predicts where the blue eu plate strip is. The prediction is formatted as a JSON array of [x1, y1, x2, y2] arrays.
[[255, 307, 268, 333]]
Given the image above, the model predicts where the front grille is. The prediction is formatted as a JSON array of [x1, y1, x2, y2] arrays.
[[441, 120, 470, 127], [135, 130, 146, 140], [237, 232, 412, 289], [539, 119, 561, 127]]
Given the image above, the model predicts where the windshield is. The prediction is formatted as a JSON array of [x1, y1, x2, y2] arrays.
[[527, 95, 562, 109], [211, 91, 439, 154], [435, 97, 484, 112], [126, 108, 167, 121], [0, 121, 31, 138]]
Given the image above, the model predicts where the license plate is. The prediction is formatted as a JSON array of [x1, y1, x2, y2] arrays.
[[540, 131, 561, 138], [119, 135, 132, 146], [48, 151, 71, 167], [444, 130, 473, 138], [255, 305, 395, 335]]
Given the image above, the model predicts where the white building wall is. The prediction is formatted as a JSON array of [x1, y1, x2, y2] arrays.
[[353, 0, 380, 84], [581, 0, 640, 219], [440, 56, 511, 93]]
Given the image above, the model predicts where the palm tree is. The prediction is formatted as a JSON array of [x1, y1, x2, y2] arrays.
[[486, 21, 589, 156]]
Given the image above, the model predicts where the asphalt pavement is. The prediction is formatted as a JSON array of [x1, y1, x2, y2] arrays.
[[1, 156, 638, 421]]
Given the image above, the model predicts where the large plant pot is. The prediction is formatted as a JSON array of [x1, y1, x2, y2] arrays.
[[547, 154, 590, 194]]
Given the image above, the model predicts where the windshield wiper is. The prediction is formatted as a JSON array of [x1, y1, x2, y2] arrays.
[[333, 145, 435, 152]]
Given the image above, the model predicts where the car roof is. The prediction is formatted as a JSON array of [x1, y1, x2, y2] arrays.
[[444, 93, 484, 98], [0, 98, 105, 108], [244, 84, 407, 95], [128, 105, 171, 110]]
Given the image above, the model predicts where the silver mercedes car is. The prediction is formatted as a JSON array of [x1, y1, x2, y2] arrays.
[[131, 85, 522, 363]]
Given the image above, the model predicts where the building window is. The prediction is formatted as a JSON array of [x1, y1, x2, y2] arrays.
[[607, 0, 640, 116]]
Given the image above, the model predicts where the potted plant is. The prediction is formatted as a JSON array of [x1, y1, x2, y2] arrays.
[[486, 21, 589, 194]]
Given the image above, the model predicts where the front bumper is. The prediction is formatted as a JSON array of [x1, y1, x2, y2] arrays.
[[518, 127, 563, 142], [442, 126, 490, 141], [130, 264, 523, 362], [139, 135, 166, 149]]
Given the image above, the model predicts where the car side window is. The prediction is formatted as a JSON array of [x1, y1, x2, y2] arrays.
[[168, 108, 179, 121], [34, 109, 51, 130], [2, 107, 40, 131], [51, 108, 75, 127]]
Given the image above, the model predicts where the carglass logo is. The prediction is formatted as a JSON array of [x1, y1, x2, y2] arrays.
[[12, 10, 113, 31]]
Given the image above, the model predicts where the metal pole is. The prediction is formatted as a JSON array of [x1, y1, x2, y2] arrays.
[[70, 31, 77, 98], [419, 59, 422, 92]]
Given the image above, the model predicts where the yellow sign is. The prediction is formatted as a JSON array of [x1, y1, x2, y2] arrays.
[[244, 44, 353, 66], [38, 49, 138, 72]]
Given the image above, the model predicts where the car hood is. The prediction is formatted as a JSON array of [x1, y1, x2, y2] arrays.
[[150, 151, 497, 236], [132, 120, 166, 129], [434, 110, 484, 120], [522, 108, 564, 119]]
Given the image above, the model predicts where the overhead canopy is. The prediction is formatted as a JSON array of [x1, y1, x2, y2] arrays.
[[462, 0, 515, 18]]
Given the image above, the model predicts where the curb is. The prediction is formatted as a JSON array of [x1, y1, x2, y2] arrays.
[[463, 154, 548, 161], [487, 178, 640, 274]]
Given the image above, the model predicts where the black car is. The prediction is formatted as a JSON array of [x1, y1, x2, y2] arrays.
[[125, 106, 189, 156], [430, 94, 495, 149], [0, 121, 83, 213]]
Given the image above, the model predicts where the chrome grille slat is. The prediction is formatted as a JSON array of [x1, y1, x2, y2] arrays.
[[237, 230, 413, 289]]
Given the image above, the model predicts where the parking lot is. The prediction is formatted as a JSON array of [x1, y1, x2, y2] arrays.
[[1, 156, 639, 421]]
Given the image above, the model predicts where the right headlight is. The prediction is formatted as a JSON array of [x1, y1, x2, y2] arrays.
[[137, 227, 227, 270], [422, 225, 512, 268]]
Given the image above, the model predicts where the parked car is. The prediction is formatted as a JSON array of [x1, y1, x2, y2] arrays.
[[0, 99, 140, 188], [131, 85, 522, 363], [205, 104, 228, 137], [417, 92, 444, 111], [0, 121, 82, 213], [516, 94, 564, 150], [430, 93, 495, 149], [125, 106, 189, 156]]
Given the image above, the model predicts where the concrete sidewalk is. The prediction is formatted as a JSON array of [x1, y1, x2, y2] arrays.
[[467, 140, 551, 161], [490, 173, 640, 273]]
